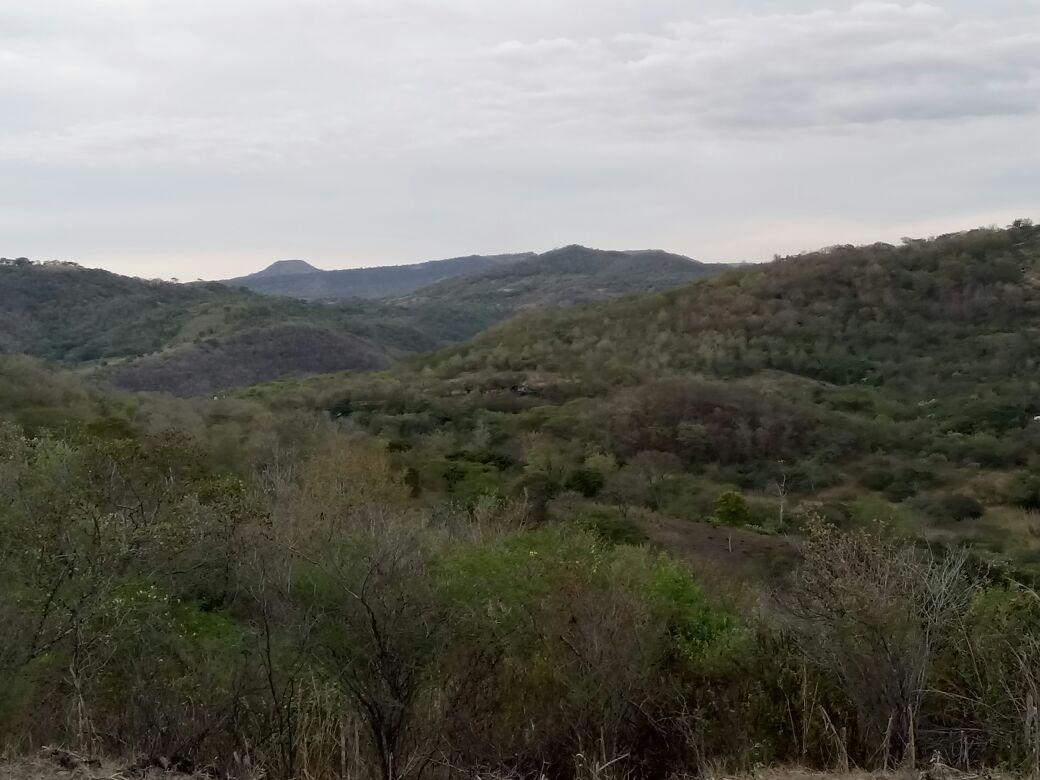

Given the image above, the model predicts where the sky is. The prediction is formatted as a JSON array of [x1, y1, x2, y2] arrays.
[[1, 0, 1037, 280]]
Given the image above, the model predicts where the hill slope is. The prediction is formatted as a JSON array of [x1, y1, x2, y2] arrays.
[[387, 245, 731, 341], [0, 260, 244, 363], [269, 220, 1040, 573], [0, 261, 410, 394], [435, 225, 1040, 393], [223, 253, 533, 300], [0, 247, 729, 395]]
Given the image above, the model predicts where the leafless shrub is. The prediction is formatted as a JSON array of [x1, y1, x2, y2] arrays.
[[787, 520, 979, 768]]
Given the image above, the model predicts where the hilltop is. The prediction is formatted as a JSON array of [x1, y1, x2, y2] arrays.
[[248, 258, 320, 277], [390, 245, 728, 339]]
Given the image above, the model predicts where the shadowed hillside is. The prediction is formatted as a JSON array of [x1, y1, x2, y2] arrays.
[[0, 260, 411, 394], [104, 323, 391, 397]]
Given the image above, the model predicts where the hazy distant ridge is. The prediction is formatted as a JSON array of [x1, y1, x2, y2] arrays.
[[223, 253, 535, 300]]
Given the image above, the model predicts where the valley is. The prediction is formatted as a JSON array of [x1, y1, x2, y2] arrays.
[[2, 222, 1039, 779]]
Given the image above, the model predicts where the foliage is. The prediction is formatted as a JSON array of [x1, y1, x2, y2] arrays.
[[5, 222, 1040, 776]]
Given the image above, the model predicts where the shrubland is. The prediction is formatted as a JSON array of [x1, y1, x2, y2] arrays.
[[4, 222, 1040, 777], [0, 358, 1038, 778], [253, 221, 1040, 576]]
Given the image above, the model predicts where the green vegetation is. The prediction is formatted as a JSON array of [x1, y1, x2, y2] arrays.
[[262, 220, 1040, 573], [0, 261, 420, 394], [390, 245, 729, 340], [2, 378, 1038, 777], [1, 248, 728, 397], [4, 222, 1040, 777]]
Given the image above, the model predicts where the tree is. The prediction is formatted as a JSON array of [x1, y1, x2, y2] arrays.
[[714, 491, 751, 553]]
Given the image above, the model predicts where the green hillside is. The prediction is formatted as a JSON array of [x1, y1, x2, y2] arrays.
[[262, 220, 1040, 572], [0, 260, 424, 393], [1, 247, 730, 395], [390, 245, 729, 340], [4, 226, 1040, 778]]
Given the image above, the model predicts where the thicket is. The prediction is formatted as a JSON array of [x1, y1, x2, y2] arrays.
[[2, 411, 1040, 779], [6, 223, 1040, 776]]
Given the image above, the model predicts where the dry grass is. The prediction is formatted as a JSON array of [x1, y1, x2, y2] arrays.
[[1, 760, 1023, 780], [704, 769, 1016, 780], [0, 754, 214, 780]]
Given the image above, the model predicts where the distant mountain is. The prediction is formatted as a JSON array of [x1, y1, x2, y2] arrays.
[[223, 253, 534, 300], [250, 259, 321, 278], [0, 244, 728, 395], [388, 245, 731, 341]]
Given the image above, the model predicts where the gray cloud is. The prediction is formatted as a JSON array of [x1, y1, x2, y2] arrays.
[[0, 1, 1036, 278]]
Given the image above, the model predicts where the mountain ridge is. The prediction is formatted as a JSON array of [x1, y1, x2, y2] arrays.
[[223, 252, 535, 300], [1, 243, 728, 395]]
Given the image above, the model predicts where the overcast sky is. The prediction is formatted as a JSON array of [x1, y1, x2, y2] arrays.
[[2, 1, 1037, 279]]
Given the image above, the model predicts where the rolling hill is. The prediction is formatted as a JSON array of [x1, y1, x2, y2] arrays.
[[0, 260, 418, 394], [389, 245, 729, 338], [267, 220, 1040, 573], [0, 246, 729, 395]]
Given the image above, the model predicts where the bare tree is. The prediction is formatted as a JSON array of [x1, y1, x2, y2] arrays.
[[773, 461, 789, 531], [788, 521, 979, 768]]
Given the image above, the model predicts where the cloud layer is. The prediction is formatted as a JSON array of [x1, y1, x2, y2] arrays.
[[1, 1, 1037, 277]]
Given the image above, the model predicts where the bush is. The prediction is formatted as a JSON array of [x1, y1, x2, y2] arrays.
[[1004, 471, 1040, 510], [565, 467, 605, 497], [573, 506, 648, 545], [918, 492, 985, 522]]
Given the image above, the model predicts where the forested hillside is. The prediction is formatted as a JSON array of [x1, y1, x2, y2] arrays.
[[390, 245, 728, 339], [0, 260, 243, 363], [434, 222, 1040, 393], [260, 221, 1040, 574], [0, 260, 427, 394], [1, 247, 729, 395]]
